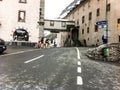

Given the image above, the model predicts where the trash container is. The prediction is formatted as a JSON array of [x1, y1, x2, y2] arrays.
[[103, 47, 110, 57]]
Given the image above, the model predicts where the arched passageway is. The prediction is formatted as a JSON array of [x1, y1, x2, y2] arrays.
[[13, 29, 29, 41], [72, 28, 79, 41], [71, 28, 82, 46]]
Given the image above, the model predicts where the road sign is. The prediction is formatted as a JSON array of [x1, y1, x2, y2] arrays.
[[96, 20, 108, 25], [96, 20, 108, 29], [98, 24, 107, 29]]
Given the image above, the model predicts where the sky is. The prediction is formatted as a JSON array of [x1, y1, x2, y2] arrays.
[[45, 0, 73, 19]]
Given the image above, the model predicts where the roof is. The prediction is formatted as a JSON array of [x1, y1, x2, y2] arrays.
[[59, 0, 84, 18]]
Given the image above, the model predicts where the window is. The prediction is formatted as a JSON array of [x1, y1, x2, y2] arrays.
[[117, 18, 120, 24], [89, 12, 92, 20], [40, 12, 42, 15], [117, 18, 120, 29], [50, 21, 54, 26], [87, 27, 89, 33], [106, 3, 111, 12], [95, 25, 98, 32], [119, 36, 120, 42], [39, 8, 42, 15], [77, 19, 79, 26], [82, 16, 85, 23], [61, 22, 66, 27], [39, 16, 44, 19], [40, 8, 42, 11], [18, 11, 26, 22], [88, 38, 89, 41], [19, 0, 27, 3], [82, 29, 84, 34], [96, 8, 100, 16], [97, 39, 99, 42]]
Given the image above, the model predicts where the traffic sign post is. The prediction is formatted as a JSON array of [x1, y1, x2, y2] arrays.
[[96, 20, 108, 43]]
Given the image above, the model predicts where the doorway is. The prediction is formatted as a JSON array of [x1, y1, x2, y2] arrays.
[[71, 27, 81, 46]]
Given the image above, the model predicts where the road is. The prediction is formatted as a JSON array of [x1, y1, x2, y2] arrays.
[[0, 46, 120, 90]]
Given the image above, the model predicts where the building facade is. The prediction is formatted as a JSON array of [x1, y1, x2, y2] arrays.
[[61, 0, 120, 46], [0, 0, 44, 42]]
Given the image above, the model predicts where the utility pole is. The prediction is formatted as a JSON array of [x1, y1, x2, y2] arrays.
[[105, 0, 108, 43]]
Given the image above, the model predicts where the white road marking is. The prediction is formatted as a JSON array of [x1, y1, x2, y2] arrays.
[[77, 76, 83, 85], [77, 67, 82, 73], [0, 49, 39, 57], [75, 47, 83, 86], [75, 47, 81, 60], [78, 61, 81, 66], [24, 55, 44, 64]]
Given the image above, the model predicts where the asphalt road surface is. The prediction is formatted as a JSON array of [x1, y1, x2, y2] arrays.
[[0, 46, 120, 90]]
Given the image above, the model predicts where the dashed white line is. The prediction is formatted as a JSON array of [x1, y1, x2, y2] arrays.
[[77, 67, 82, 73], [75, 47, 81, 60], [24, 55, 44, 64], [78, 61, 81, 66], [75, 47, 83, 86], [77, 76, 83, 85]]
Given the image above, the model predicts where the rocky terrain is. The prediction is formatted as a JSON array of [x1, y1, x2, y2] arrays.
[[86, 43, 120, 62]]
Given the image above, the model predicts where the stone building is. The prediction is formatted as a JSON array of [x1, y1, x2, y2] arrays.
[[60, 0, 120, 46], [0, 0, 44, 42]]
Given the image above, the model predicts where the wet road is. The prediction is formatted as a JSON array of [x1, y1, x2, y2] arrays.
[[0, 46, 120, 90]]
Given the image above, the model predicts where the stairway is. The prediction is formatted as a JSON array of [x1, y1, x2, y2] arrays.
[[64, 38, 82, 47]]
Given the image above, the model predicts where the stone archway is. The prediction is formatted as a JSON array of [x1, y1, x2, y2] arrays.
[[71, 28, 81, 46], [72, 28, 79, 41], [13, 29, 29, 41]]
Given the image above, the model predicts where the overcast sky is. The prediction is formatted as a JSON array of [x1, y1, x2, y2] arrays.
[[45, 0, 73, 19]]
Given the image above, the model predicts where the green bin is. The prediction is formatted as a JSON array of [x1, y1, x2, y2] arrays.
[[103, 47, 110, 57]]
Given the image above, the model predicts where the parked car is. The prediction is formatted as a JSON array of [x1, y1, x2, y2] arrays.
[[0, 38, 7, 53]]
